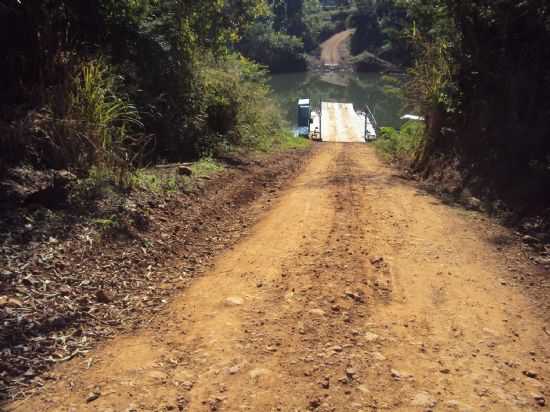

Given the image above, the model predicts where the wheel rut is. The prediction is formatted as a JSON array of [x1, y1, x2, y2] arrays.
[[7, 144, 550, 412]]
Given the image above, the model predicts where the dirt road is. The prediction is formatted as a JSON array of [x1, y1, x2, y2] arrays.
[[8, 144, 549, 411], [320, 30, 353, 66]]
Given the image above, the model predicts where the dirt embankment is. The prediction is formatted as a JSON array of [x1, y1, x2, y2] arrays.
[[320, 30, 353, 66], [7, 143, 550, 412], [316, 30, 398, 73], [414, 155, 550, 269]]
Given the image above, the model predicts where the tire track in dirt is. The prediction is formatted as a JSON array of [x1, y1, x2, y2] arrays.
[[6, 144, 550, 412], [6, 145, 343, 411], [351, 146, 550, 411], [218, 146, 377, 410]]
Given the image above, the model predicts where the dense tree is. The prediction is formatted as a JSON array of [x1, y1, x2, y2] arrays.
[[270, 0, 323, 50], [348, 0, 413, 66], [239, 0, 326, 71], [239, 20, 308, 73], [366, 0, 550, 211], [349, 0, 384, 55], [0, 0, 289, 177], [443, 0, 550, 185]]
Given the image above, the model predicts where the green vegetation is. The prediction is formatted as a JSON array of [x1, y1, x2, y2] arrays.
[[198, 55, 292, 154], [268, 130, 312, 151], [238, 0, 356, 72], [46, 59, 143, 185], [131, 158, 224, 194], [0, 0, 309, 191], [190, 158, 225, 178], [318, 5, 356, 41], [374, 121, 425, 161], [239, 24, 308, 73], [351, 0, 550, 211], [348, 0, 413, 69], [131, 171, 180, 194]]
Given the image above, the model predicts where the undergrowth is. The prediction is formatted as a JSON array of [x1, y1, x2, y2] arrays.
[[190, 158, 224, 177], [270, 130, 312, 151], [374, 120, 425, 162], [46, 59, 143, 183], [199, 55, 291, 154], [131, 158, 224, 194]]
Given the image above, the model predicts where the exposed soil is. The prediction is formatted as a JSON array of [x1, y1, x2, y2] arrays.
[[5, 143, 550, 412], [319, 30, 353, 67], [0, 148, 313, 401], [415, 155, 550, 270]]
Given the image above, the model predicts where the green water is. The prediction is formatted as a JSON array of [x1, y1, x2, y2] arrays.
[[268, 71, 404, 129]]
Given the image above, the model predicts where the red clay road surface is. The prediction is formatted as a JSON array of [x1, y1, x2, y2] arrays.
[[7, 144, 550, 411]]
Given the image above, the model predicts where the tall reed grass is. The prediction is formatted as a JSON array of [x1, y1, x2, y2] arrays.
[[47, 59, 143, 183]]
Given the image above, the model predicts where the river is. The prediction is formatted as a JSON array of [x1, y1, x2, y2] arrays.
[[268, 70, 404, 130]]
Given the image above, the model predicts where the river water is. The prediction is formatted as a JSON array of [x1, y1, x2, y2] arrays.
[[268, 70, 404, 130]]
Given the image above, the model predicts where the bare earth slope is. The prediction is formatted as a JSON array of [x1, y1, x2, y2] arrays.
[[320, 30, 353, 66], [7, 144, 549, 411]]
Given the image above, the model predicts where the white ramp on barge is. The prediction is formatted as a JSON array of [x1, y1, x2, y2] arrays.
[[320, 102, 374, 143]]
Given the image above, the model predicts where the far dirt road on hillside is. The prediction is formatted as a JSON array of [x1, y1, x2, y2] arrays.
[[7, 144, 550, 411], [320, 30, 353, 66]]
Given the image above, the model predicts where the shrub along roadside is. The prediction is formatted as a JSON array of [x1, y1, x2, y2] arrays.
[[374, 120, 425, 163], [198, 55, 294, 155], [1, 1, 299, 185], [129, 130, 311, 196], [0, 0, 312, 215], [48, 59, 144, 184], [3, 53, 305, 192], [73, 53, 308, 197]]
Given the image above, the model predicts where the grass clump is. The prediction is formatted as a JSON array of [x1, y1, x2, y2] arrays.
[[130, 171, 179, 193], [190, 158, 224, 177], [131, 158, 224, 194], [374, 121, 425, 162], [270, 130, 312, 151], [46, 59, 143, 183]]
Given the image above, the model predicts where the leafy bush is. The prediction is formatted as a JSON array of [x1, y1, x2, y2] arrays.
[[198, 54, 291, 154], [374, 120, 425, 162]]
